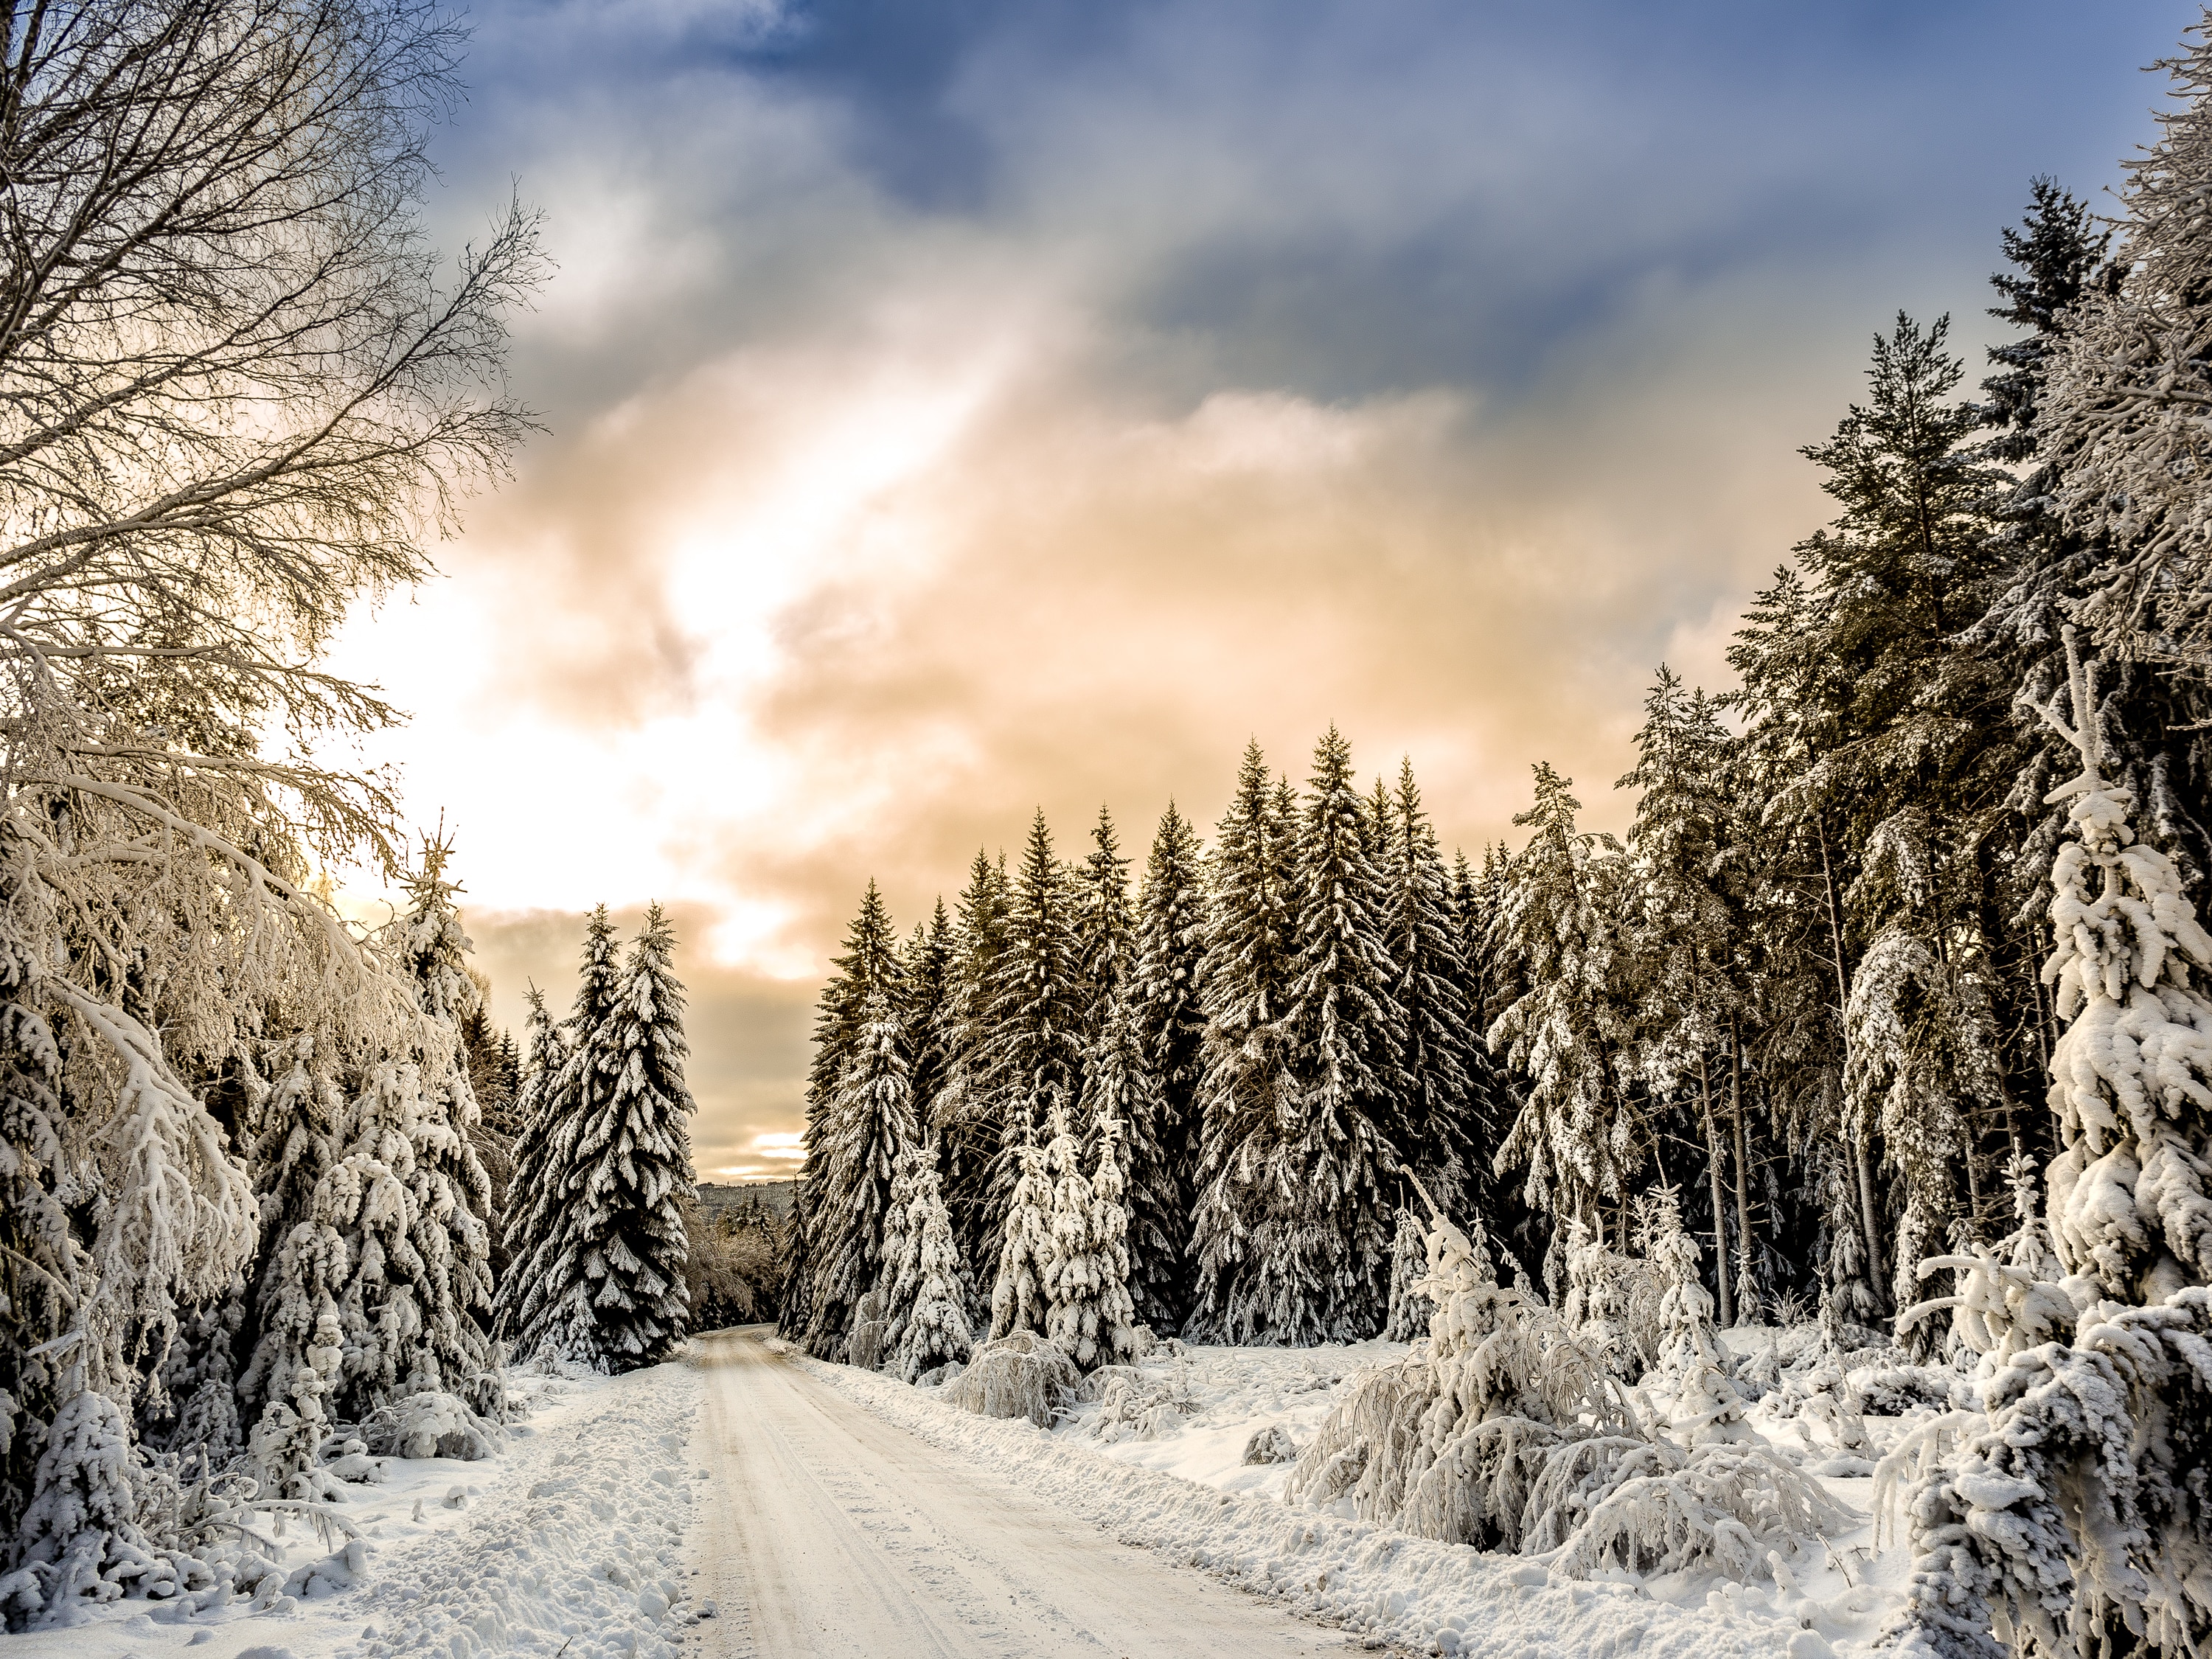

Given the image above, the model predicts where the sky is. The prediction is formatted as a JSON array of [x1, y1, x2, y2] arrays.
[[324, 0, 2203, 1180]]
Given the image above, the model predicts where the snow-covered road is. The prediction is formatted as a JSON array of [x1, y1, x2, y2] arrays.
[[689, 1329, 1357, 1658]]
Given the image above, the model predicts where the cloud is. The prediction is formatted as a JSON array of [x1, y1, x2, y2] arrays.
[[323, 0, 2202, 1165]]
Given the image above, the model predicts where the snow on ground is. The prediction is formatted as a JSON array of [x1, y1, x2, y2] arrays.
[[802, 1331, 1921, 1659], [7, 1359, 705, 1659]]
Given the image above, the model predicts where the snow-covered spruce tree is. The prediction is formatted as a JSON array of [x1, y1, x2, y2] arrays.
[[1381, 1207, 1435, 1342], [1076, 807, 1135, 1025], [888, 1153, 974, 1382], [1078, 990, 1177, 1335], [990, 1139, 1054, 1340], [493, 987, 566, 1340], [902, 903, 957, 1138], [1889, 634, 2212, 1659], [1128, 802, 1208, 1331], [559, 905, 696, 1373], [1635, 1189, 1745, 1444], [873, 1146, 926, 1370], [1186, 743, 1302, 1343], [1618, 669, 1750, 1326], [1489, 764, 1640, 1266], [503, 907, 624, 1365], [928, 852, 1012, 1297], [1275, 726, 1408, 1340], [981, 814, 1086, 1244], [783, 883, 905, 1344], [1381, 759, 1482, 1230], [1043, 1105, 1138, 1371], [806, 988, 917, 1363], [376, 840, 498, 1402]]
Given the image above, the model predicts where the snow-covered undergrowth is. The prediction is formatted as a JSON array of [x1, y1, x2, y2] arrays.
[[805, 1332, 1942, 1658], [2, 1359, 703, 1659]]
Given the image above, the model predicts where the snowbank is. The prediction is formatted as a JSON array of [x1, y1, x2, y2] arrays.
[[4, 1358, 704, 1659]]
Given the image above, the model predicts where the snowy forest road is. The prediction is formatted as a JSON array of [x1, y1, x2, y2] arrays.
[[688, 1329, 1362, 1658]]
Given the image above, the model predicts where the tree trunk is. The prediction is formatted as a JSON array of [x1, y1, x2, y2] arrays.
[[1819, 815, 1888, 1304], [1730, 1020, 1753, 1324], [1700, 1054, 1733, 1327]]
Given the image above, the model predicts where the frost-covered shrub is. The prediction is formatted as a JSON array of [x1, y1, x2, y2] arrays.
[[945, 1331, 1077, 1427], [1290, 1194, 1854, 1580], [361, 1391, 505, 1463], [1382, 1208, 1436, 1342], [1242, 1423, 1298, 1464], [844, 1287, 890, 1374]]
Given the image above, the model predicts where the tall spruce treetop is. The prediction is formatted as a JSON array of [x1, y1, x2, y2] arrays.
[[1618, 671, 1745, 1098], [1198, 743, 1298, 1086], [1127, 801, 1208, 1328], [1076, 807, 1135, 1026], [568, 905, 696, 1371], [904, 902, 956, 1126], [1187, 742, 1304, 1342], [1133, 803, 1210, 1111], [984, 813, 1086, 1161], [387, 840, 496, 1371], [1980, 177, 2114, 462], [785, 883, 905, 1340], [1279, 726, 1408, 1337]]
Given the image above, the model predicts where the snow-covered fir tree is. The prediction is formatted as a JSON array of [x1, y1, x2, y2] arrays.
[[981, 814, 1086, 1240], [504, 906, 625, 1366], [783, 883, 906, 1345], [1079, 990, 1178, 1334], [1075, 807, 1135, 1026], [990, 1139, 1054, 1340], [1275, 726, 1407, 1339], [494, 987, 566, 1339], [1187, 742, 1301, 1342], [888, 1151, 973, 1382], [1129, 801, 1208, 1329], [929, 852, 1013, 1298], [1380, 759, 1483, 1227], [559, 905, 697, 1372], [1893, 635, 2212, 1658], [378, 839, 498, 1400], [1489, 764, 1639, 1264], [1381, 1206, 1435, 1341], [1043, 1103, 1138, 1369], [805, 987, 917, 1362]]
